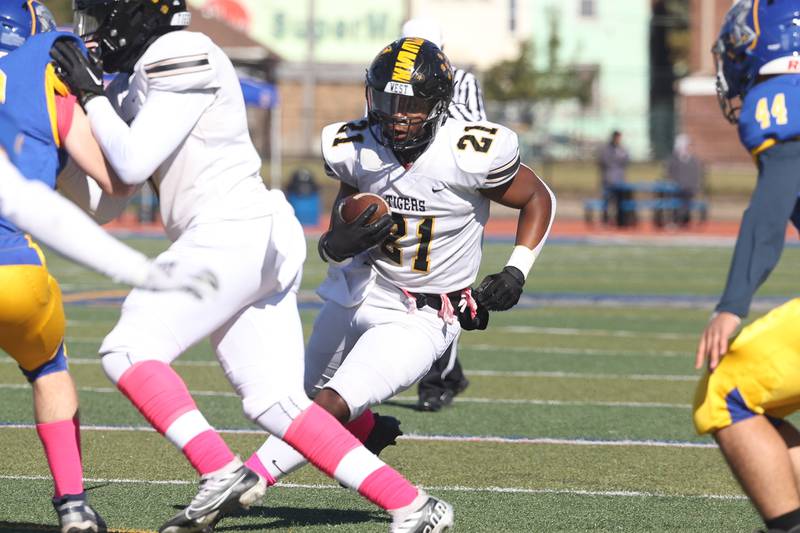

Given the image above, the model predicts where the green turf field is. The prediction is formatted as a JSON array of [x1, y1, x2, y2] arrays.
[[2, 237, 798, 532]]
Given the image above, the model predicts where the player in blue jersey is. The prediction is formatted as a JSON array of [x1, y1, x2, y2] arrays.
[[0, 3, 217, 532], [693, 2, 800, 532]]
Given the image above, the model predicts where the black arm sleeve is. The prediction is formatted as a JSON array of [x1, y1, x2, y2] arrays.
[[716, 141, 800, 318]]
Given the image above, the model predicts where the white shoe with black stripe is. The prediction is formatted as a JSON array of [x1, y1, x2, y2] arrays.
[[159, 460, 265, 533], [390, 496, 454, 533], [52, 493, 106, 533]]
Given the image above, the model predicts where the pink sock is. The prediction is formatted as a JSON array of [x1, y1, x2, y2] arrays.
[[117, 360, 234, 475], [282, 403, 418, 510], [345, 409, 376, 442], [36, 418, 83, 498], [244, 454, 276, 485], [359, 466, 420, 511], [183, 429, 237, 475], [73, 414, 82, 462]]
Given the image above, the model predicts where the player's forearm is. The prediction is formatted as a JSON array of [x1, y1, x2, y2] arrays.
[[84, 90, 213, 185], [58, 164, 139, 225], [483, 165, 556, 279], [63, 103, 134, 197], [515, 175, 556, 248], [716, 142, 800, 317], [716, 215, 782, 319], [1, 158, 151, 284], [508, 176, 555, 279]]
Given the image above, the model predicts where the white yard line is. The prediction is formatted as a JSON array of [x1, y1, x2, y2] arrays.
[[497, 326, 693, 340], [0, 356, 220, 367], [465, 370, 697, 382], [0, 423, 715, 448], [0, 383, 690, 408], [0, 382, 239, 397], [464, 344, 690, 358], [0, 474, 743, 501], [60, 329, 695, 342], [0, 357, 700, 382], [389, 396, 690, 408]]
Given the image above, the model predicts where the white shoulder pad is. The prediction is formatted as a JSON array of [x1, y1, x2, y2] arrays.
[[449, 120, 521, 189], [320, 119, 369, 188], [138, 31, 220, 92]]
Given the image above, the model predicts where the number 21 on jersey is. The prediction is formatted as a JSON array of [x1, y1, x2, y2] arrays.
[[755, 93, 788, 130], [381, 213, 435, 272]]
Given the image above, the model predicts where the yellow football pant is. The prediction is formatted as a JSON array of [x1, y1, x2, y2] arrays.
[[694, 298, 800, 435], [0, 240, 65, 372]]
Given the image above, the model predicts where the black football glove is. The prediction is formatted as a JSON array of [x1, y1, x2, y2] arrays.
[[474, 266, 525, 311], [457, 294, 489, 331], [50, 39, 104, 107], [319, 203, 394, 262]]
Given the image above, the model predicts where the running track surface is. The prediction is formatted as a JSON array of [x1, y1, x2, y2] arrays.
[[106, 216, 773, 240]]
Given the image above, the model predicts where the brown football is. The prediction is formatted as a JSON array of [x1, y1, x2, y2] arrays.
[[339, 192, 391, 224]]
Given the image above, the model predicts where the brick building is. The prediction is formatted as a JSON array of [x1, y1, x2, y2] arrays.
[[678, 0, 750, 164]]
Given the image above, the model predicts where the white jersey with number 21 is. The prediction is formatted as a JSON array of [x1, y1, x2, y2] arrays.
[[321, 117, 520, 295]]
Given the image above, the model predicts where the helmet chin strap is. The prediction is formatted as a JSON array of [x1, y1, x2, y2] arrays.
[[392, 138, 432, 166], [101, 17, 185, 73], [103, 31, 162, 73]]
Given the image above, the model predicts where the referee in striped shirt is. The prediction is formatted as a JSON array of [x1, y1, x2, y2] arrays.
[[402, 18, 486, 122], [401, 18, 486, 411]]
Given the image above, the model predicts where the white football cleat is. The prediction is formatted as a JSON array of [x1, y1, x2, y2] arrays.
[[159, 461, 265, 533], [390, 496, 454, 533], [52, 494, 106, 533]]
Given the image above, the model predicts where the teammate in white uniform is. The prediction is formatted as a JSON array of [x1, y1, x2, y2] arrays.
[[52, 2, 454, 532], [0, 151, 216, 295], [243, 37, 555, 520]]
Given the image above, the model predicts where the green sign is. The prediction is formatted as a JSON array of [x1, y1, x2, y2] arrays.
[[189, 0, 405, 63]]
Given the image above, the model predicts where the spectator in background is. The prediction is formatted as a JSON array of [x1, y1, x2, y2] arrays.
[[400, 17, 486, 412], [597, 130, 632, 227], [665, 134, 705, 227]]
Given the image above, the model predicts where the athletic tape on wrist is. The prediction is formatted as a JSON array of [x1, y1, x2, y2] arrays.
[[505, 245, 537, 280]]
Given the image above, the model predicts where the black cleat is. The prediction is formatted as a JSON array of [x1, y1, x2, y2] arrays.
[[417, 393, 447, 412], [53, 493, 106, 533], [417, 378, 469, 412], [364, 412, 403, 455]]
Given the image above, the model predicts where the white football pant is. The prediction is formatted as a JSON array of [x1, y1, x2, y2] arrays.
[[305, 277, 461, 420], [100, 209, 309, 424]]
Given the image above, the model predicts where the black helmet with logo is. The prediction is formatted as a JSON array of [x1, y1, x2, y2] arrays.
[[73, 0, 191, 73], [366, 38, 453, 154]]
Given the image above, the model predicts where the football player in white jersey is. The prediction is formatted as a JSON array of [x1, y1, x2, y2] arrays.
[[243, 37, 555, 528], [400, 17, 487, 412], [52, 2, 453, 532], [0, 150, 217, 297]]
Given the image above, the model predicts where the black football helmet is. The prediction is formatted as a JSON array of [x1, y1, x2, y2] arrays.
[[366, 38, 453, 154], [73, 0, 191, 73]]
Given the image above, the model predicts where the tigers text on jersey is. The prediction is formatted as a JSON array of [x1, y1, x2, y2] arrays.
[[104, 31, 271, 240], [739, 74, 800, 155], [322, 118, 520, 294]]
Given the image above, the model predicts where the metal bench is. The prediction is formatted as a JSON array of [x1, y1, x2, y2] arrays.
[[583, 198, 608, 224]]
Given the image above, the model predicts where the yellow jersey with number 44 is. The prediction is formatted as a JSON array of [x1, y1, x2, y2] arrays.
[[738, 74, 800, 155], [321, 118, 520, 294]]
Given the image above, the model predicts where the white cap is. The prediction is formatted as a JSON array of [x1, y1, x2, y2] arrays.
[[674, 133, 690, 152], [401, 17, 444, 49]]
